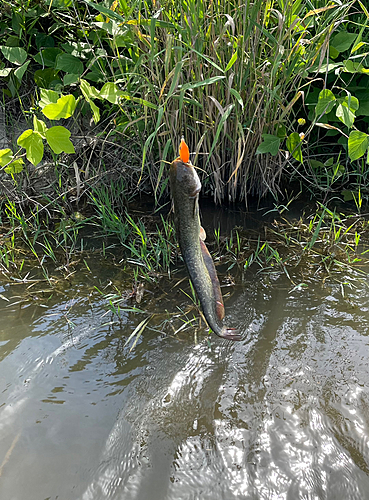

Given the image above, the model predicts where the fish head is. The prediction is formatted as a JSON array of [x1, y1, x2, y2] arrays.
[[170, 138, 201, 197], [170, 159, 201, 198]]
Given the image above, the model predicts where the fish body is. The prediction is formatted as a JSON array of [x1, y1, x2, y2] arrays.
[[170, 155, 240, 341]]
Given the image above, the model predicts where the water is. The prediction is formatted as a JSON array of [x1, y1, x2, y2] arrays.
[[1, 215, 369, 499]]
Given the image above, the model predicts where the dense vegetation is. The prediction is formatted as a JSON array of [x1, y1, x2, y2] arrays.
[[0, 0, 369, 283]]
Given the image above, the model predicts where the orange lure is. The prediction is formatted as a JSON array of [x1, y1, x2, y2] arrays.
[[179, 137, 190, 163]]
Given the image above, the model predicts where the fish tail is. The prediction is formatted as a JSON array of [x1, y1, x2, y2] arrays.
[[217, 326, 241, 341]]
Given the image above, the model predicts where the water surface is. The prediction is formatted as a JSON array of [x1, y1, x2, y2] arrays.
[[1, 218, 369, 500]]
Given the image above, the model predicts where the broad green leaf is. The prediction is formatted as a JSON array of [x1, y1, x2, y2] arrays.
[[0, 46, 27, 65], [356, 90, 369, 116], [34, 68, 61, 89], [39, 89, 59, 108], [33, 48, 64, 67], [33, 116, 47, 137], [35, 33, 55, 50], [336, 104, 355, 128], [80, 79, 100, 122], [45, 126, 75, 154], [88, 99, 100, 123], [336, 95, 359, 128], [0, 149, 13, 167], [310, 159, 325, 169], [0, 68, 12, 77], [276, 123, 287, 138], [42, 94, 76, 120], [14, 60, 30, 83], [17, 129, 44, 166], [286, 132, 303, 163], [315, 89, 336, 116], [343, 60, 369, 74], [63, 73, 79, 86], [348, 131, 369, 161], [225, 51, 238, 72], [330, 31, 357, 53], [5, 159, 24, 174], [99, 82, 123, 104], [55, 53, 84, 75], [341, 190, 354, 202], [340, 95, 359, 111], [329, 45, 339, 60], [80, 79, 100, 100], [256, 134, 281, 156]]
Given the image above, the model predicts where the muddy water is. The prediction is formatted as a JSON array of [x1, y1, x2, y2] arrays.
[[1, 214, 369, 499]]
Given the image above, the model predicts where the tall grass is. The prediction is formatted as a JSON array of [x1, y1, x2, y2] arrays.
[[88, 0, 354, 200]]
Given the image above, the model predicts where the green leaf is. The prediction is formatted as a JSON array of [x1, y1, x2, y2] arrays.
[[286, 132, 303, 163], [55, 53, 84, 75], [340, 95, 359, 111], [336, 95, 359, 128], [343, 60, 369, 74], [315, 89, 336, 116], [256, 134, 281, 156], [82, 0, 124, 22], [99, 82, 123, 104], [329, 45, 339, 60], [348, 131, 369, 161], [0, 149, 13, 167], [119, 93, 158, 109], [45, 126, 75, 154], [17, 129, 44, 166], [39, 89, 59, 108], [5, 159, 24, 174], [330, 31, 357, 53], [80, 79, 100, 122], [181, 76, 226, 92], [42, 94, 76, 120], [225, 51, 238, 72], [276, 123, 287, 138], [341, 190, 354, 202], [88, 99, 100, 123], [34, 48, 64, 67], [336, 104, 355, 128], [34, 68, 61, 89], [0, 46, 27, 65], [14, 60, 30, 83], [35, 33, 55, 50], [0, 68, 12, 77], [80, 79, 100, 100], [63, 73, 79, 86], [33, 116, 47, 137], [229, 88, 244, 109], [310, 159, 325, 169]]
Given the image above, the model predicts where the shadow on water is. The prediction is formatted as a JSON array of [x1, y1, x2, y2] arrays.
[[1, 207, 369, 499]]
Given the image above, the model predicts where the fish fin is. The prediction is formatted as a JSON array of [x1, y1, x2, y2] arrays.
[[200, 226, 206, 241], [199, 239, 225, 321]]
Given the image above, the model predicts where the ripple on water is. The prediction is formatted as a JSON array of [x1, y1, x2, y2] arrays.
[[2, 263, 369, 499]]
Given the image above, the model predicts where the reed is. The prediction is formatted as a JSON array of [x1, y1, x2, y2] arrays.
[[101, 0, 354, 200]]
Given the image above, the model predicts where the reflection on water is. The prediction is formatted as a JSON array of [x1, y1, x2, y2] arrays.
[[1, 248, 369, 499]]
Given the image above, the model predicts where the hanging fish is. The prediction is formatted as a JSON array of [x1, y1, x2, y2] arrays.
[[170, 138, 240, 340]]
